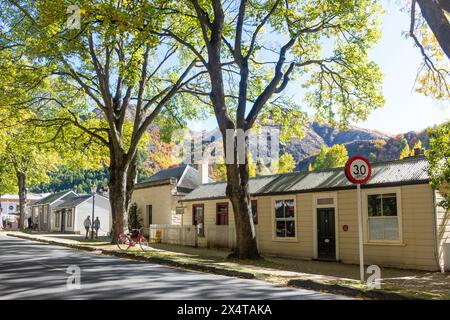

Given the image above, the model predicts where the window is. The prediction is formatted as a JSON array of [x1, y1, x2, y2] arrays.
[[216, 203, 229, 225], [367, 193, 399, 241], [55, 212, 60, 228], [274, 199, 295, 238], [146, 205, 153, 227], [66, 209, 72, 228], [193, 204, 205, 237], [251, 200, 258, 225], [43, 206, 48, 223]]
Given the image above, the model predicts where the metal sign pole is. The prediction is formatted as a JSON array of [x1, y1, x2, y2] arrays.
[[357, 183, 364, 283]]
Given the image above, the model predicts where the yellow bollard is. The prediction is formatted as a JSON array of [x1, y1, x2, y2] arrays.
[[155, 229, 162, 243]]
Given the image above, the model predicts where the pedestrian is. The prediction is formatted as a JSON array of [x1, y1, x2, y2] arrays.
[[83, 216, 91, 239], [94, 217, 100, 239], [28, 217, 32, 230]]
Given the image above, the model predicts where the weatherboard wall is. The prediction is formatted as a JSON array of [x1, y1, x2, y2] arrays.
[[181, 183, 443, 271], [132, 184, 181, 231]]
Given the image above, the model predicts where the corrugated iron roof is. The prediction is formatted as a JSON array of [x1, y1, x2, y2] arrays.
[[183, 174, 280, 201], [135, 164, 214, 191], [140, 165, 189, 183], [183, 156, 429, 201], [30, 191, 75, 206], [54, 195, 92, 210]]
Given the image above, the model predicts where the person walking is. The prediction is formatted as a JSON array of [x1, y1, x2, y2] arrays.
[[94, 217, 100, 239], [83, 216, 91, 239]]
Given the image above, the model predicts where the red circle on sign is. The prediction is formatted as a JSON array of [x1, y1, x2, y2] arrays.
[[345, 156, 372, 184]]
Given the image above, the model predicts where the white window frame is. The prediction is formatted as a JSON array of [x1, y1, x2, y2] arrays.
[[362, 187, 403, 245], [272, 196, 297, 241], [66, 209, 73, 228], [55, 212, 60, 228], [43, 206, 48, 223]]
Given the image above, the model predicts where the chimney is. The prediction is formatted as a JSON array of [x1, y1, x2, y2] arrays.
[[198, 161, 209, 184]]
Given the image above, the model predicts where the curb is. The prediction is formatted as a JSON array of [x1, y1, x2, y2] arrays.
[[287, 279, 423, 300], [6, 233, 255, 280]]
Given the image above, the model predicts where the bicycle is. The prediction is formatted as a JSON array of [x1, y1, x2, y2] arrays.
[[117, 228, 151, 251]]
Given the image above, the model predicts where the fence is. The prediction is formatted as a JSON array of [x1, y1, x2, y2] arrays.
[[149, 224, 197, 247], [205, 225, 236, 249]]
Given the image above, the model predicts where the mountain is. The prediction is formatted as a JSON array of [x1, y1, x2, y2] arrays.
[[282, 122, 430, 171], [192, 121, 432, 172], [31, 121, 433, 194]]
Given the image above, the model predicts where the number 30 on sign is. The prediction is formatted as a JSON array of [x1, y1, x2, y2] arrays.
[[345, 156, 372, 184]]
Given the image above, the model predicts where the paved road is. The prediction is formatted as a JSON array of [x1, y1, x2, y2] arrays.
[[0, 235, 351, 300]]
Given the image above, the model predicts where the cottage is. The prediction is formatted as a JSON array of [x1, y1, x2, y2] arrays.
[[29, 191, 111, 235], [51, 194, 111, 236], [180, 156, 450, 272], [29, 191, 78, 231], [132, 164, 210, 233]]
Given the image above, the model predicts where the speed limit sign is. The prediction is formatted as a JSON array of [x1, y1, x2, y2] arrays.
[[345, 156, 372, 184], [345, 156, 372, 283]]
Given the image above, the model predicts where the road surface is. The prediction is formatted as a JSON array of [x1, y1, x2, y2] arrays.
[[0, 235, 351, 300]]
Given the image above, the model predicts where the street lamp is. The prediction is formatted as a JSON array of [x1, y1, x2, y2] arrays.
[[90, 182, 97, 240]]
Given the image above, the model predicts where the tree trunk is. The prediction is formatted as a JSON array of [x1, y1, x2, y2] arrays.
[[417, 0, 450, 60], [16, 171, 27, 230], [224, 133, 260, 259], [108, 152, 130, 244]]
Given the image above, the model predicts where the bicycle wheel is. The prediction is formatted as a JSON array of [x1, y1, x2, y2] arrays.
[[117, 234, 131, 251], [139, 236, 152, 251]]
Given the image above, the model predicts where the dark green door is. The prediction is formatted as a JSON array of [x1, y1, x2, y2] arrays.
[[317, 208, 336, 260]]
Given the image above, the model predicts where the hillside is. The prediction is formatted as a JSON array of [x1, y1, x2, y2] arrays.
[[283, 122, 430, 171], [31, 121, 433, 193], [194, 121, 432, 172]]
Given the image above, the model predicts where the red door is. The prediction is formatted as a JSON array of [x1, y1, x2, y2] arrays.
[[216, 203, 228, 225]]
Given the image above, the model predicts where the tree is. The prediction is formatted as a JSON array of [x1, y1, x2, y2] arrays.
[[0, 1, 202, 241], [0, 122, 59, 229], [270, 152, 296, 174], [407, 0, 450, 100], [31, 166, 109, 194], [426, 122, 450, 210], [313, 145, 349, 170], [128, 202, 143, 231], [399, 143, 411, 160], [163, 0, 384, 258], [414, 0, 450, 60]]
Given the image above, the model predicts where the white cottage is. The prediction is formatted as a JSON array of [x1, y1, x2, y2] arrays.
[[29, 191, 111, 235], [52, 194, 111, 236]]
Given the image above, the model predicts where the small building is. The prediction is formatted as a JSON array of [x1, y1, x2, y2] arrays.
[[29, 191, 78, 231], [180, 156, 450, 272], [0, 193, 45, 229], [51, 194, 111, 236], [29, 191, 111, 235], [132, 164, 209, 233]]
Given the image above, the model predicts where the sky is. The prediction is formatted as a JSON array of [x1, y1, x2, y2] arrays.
[[188, 0, 450, 135]]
